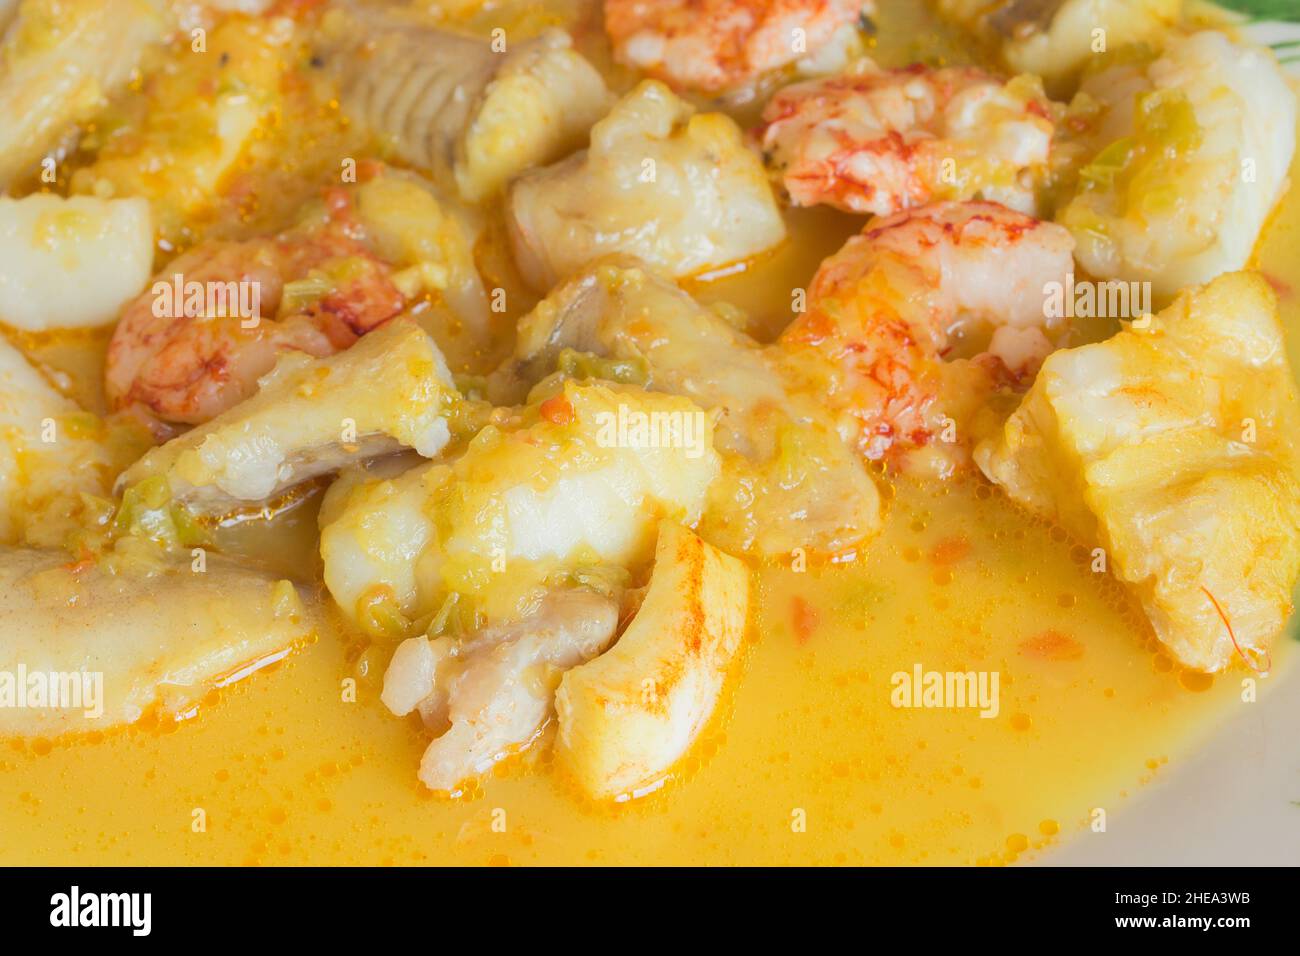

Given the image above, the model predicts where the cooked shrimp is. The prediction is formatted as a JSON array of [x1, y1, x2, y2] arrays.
[[105, 189, 407, 427], [604, 0, 870, 93], [777, 200, 1073, 468], [756, 63, 1056, 215]]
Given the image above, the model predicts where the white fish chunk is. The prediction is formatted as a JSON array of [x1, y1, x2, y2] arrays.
[[508, 81, 786, 290], [1057, 31, 1296, 300], [380, 628, 440, 718], [556, 521, 749, 800], [354, 171, 490, 349], [0, 547, 316, 736], [319, 5, 610, 203], [0, 0, 168, 188], [0, 336, 115, 546], [383, 588, 619, 792], [496, 257, 882, 557], [318, 458, 440, 636], [118, 318, 458, 512], [319, 380, 720, 634], [0, 194, 153, 330], [68, 15, 291, 240], [977, 272, 1300, 673]]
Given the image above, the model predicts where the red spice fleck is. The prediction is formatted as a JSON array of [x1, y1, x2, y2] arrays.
[[791, 596, 819, 645], [1200, 586, 1270, 675], [1263, 272, 1293, 300], [272, 0, 326, 19], [356, 159, 386, 183], [929, 535, 971, 565], [60, 555, 95, 577], [323, 186, 352, 217], [539, 395, 574, 426], [1018, 630, 1085, 662]]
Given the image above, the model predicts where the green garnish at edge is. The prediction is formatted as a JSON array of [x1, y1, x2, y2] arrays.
[[1213, 0, 1300, 23]]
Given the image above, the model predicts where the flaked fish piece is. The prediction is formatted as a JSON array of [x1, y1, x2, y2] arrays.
[[0, 194, 153, 330], [68, 14, 292, 244], [507, 80, 785, 290], [317, 458, 440, 637], [353, 170, 492, 355], [0, 547, 316, 737], [117, 319, 459, 513], [494, 256, 881, 557], [0, 335, 118, 548], [934, 0, 1179, 95], [1056, 30, 1296, 301], [977, 272, 1300, 673], [557, 522, 748, 800], [382, 588, 619, 793], [495, 257, 791, 433], [318, 3, 610, 202], [0, 0, 169, 188], [319, 380, 720, 634]]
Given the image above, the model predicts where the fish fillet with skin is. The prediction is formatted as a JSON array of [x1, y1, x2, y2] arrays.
[[118, 319, 459, 513], [0, 0, 169, 188], [0, 547, 316, 737], [318, 2, 610, 203], [383, 589, 620, 793]]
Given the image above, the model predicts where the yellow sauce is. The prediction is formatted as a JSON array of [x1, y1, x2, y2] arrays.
[[0, 1, 1296, 866], [0, 464, 1284, 865]]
